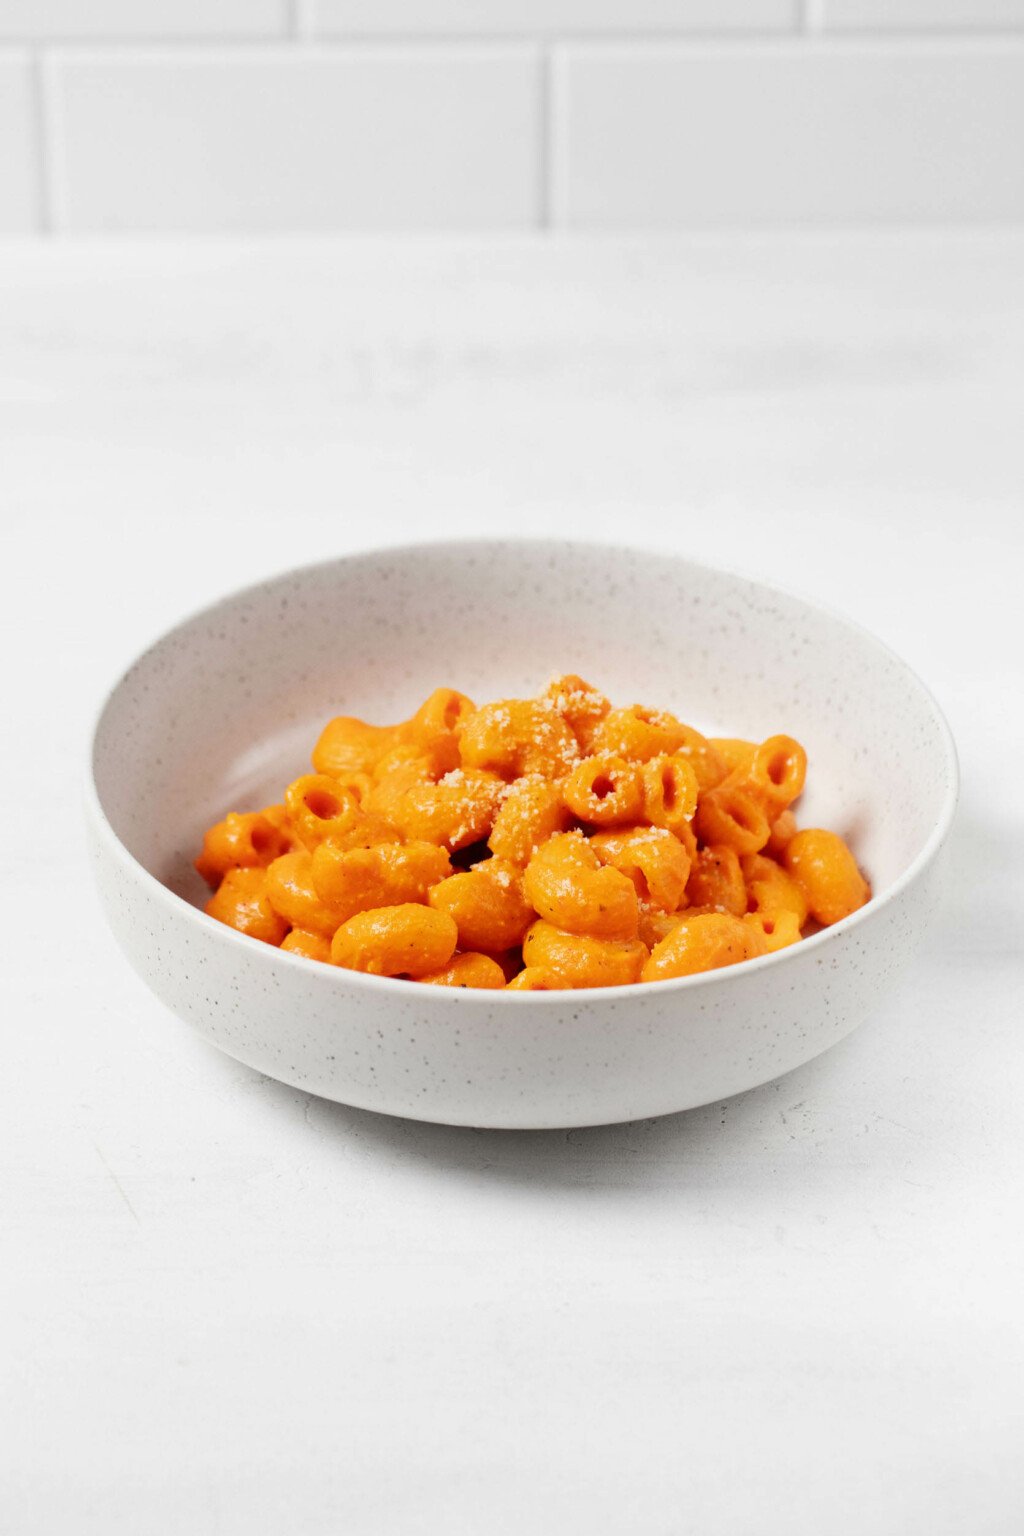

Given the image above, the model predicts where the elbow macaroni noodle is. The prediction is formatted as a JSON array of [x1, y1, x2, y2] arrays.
[[196, 674, 871, 988]]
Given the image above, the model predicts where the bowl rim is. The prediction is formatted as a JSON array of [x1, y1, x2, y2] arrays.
[[85, 535, 960, 1005]]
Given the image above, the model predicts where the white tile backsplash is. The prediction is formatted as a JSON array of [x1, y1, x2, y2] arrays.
[[48, 47, 540, 231], [2, 5, 1023, 232], [0, 1, 288, 40], [553, 42, 1024, 228], [820, 0, 1024, 29], [308, 0, 797, 36], [0, 52, 34, 230]]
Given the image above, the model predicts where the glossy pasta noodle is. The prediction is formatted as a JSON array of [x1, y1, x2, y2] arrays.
[[196, 676, 871, 988]]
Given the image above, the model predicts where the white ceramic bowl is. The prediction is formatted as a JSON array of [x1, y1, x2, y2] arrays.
[[86, 540, 957, 1129]]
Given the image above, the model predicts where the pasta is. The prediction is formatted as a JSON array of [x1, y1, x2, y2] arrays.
[[562, 754, 644, 826], [280, 928, 333, 962], [640, 754, 699, 836], [685, 844, 747, 917], [588, 828, 691, 913], [782, 829, 870, 926], [418, 952, 507, 989], [311, 839, 451, 919], [642, 912, 765, 981], [195, 809, 291, 886], [523, 831, 639, 940], [427, 859, 535, 953], [197, 674, 871, 987], [694, 782, 771, 856], [522, 921, 648, 988], [205, 866, 289, 947], [330, 904, 458, 977], [488, 775, 569, 864]]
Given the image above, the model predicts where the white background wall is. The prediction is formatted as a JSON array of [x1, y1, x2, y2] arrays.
[[0, 1, 1022, 233]]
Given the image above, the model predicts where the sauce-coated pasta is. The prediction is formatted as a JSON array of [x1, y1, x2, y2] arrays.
[[197, 675, 871, 987]]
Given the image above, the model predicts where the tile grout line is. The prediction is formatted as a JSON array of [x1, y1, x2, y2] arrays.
[[30, 49, 52, 234], [35, 49, 70, 234], [802, 0, 825, 33], [537, 43, 551, 230], [13, 33, 1024, 54], [546, 46, 565, 233]]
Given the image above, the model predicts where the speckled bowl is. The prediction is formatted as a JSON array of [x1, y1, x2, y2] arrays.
[[86, 540, 957, 1129]]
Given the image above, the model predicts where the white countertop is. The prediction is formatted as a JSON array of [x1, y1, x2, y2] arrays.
[[3, 233, 1022, 1535]]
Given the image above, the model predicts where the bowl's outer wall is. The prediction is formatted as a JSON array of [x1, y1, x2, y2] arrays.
[[88, 806, 944, 1128]]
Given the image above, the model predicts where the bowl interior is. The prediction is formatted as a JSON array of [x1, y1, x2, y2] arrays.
[[92, 542, 953, 916]]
